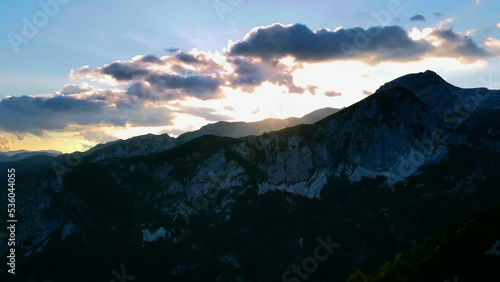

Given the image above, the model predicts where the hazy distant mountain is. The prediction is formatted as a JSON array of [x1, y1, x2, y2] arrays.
[[0, 149, 62, 157], [175, 107, 339, 145], [0, 150, 62, 163], [1, 71, 499, 281], [81, 107, 339, 162]]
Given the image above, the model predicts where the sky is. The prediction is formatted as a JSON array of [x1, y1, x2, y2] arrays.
[[1, 0, 500, 153]]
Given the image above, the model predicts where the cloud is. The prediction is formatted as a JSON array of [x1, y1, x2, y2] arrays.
[[410, 15, 426, 22], [484, 38, 500, 53], [138, 54, 162, 64], [496, 23, 500, 29], [0, 95, 106, 135], [101, 62, 150, 81], [58, 84, 96, 95], [0, 135, 13, 152], [306, 85, 318, 95], [175, 52, 202, 64], [228, 57, 266, 86], [0, 94, 174, 135], [125, 72, 224, 102], [228, 23, 432, 64], [324, 90, 342, 97], [72, 49, 313, 99], [5, 22, 500, 142], [225, 57, 309, 93], [429, 28, 492, 60], [72, 51, 226, 101], [16, 133, 26, 140], [147, 73, 222, 97], [70, 25, 500, 107], [437, 17, 454, 28], [228, 23, 496, 64], [38, 23, 499, 138], [165, 47, 180, 53], [169, 51, 224, 73]]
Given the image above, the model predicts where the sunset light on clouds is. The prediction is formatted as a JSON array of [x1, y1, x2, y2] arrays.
[[1, 0, 500, 153]]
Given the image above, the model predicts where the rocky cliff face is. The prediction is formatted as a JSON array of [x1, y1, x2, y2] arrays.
[[1, 71, 499, 281]]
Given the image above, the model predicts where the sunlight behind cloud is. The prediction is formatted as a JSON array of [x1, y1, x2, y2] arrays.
[[408, 27, 435, 41]]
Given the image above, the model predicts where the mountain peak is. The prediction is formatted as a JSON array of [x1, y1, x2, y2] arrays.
[[419, 70, 447, 83], [375, 70, 450, 94]]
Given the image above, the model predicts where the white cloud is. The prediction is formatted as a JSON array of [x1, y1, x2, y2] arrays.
[[484, 38, 500, 54], [437, 18, 454, 28]]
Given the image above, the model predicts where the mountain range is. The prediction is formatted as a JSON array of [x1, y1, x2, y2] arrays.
[[0, 70, 499, 282], [80, 107, 340, 163], [0, 150, 62, 164]]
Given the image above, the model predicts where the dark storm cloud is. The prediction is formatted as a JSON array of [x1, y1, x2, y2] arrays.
[[228, 24, 432, 63], [101, 62, 149, 81], [410, 15, 426, 22]]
